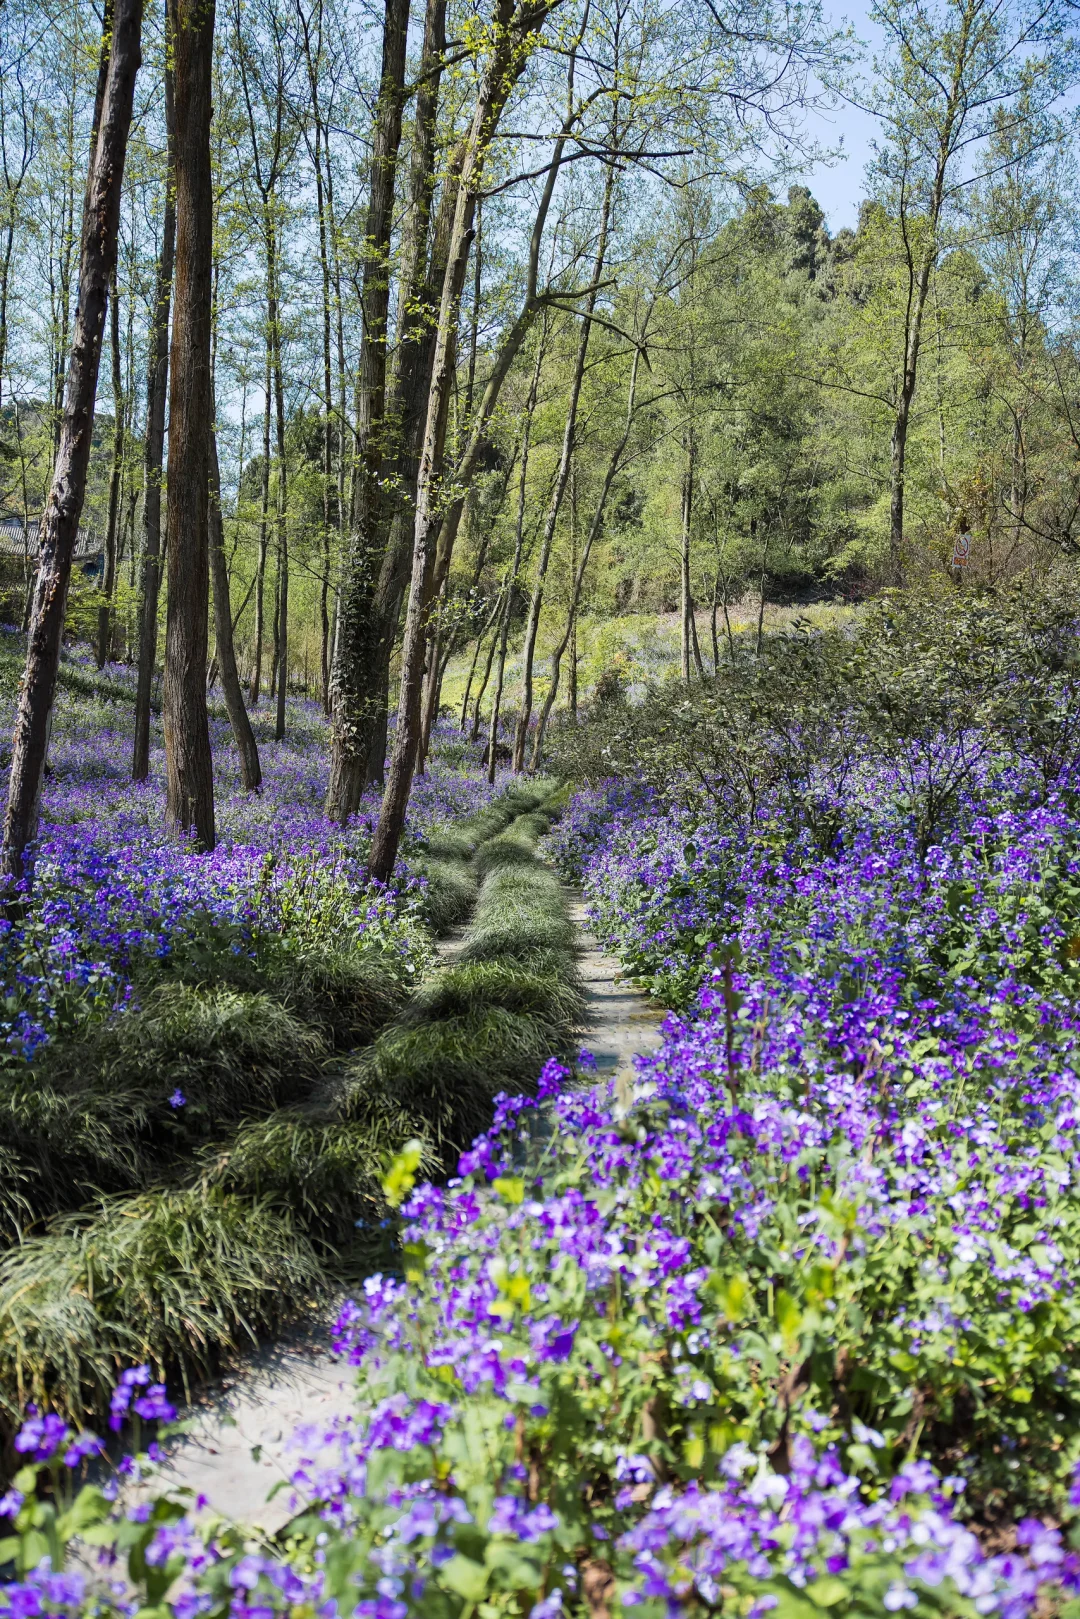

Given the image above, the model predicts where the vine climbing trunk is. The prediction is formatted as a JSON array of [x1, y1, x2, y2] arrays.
[[2, 0, 143, 886]]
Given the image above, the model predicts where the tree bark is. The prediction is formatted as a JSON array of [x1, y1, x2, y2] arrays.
[[2, 0, 143, 886], [270, 227, 288, 741], [488, 340, 544, 782], [209, 422, 261, 790], [249, 331, 272, 702], [513, 164, 613, 772], [680, 424, 702, 678], [97, 269, 124, 667], [530, 346, 641, 767], [133, 22, 175, 783], [368, 0, 560, 883], [163, 0, 215, 851], [324, 0, 411, 817]]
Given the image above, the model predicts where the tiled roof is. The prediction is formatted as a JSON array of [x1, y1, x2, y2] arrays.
[[0, 517, 101, 561]]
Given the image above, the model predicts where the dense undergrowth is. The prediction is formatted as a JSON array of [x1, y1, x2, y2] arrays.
[[0, 648, 576, 1439], [10, 583, 1080, 1619]]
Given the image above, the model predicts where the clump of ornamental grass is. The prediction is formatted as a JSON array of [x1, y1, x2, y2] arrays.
[[84, 982, 325, 1128], [410, 854, 478, 933], [263, 945, 408, 1049], [406, 959, 584, 1041], [0, 1067, 157, 1228], [202, 1111, 404, 1247], [336, 1007, 549, 1161], [472, 827, 538, 878], [422, 823, 479, 863], [458, 863, 576, 965], [0, 1186, 322, 1431]]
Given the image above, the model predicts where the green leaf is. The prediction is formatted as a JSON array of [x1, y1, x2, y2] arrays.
[[807, 1577, 851, 1608], [440, 1554, 489, 1602]]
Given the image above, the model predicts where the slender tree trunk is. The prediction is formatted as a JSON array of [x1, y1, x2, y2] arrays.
[[270, 234, 288, 741], [489, 348, 543, 782], [133, 25, 175, 782], [755, 531, 770, 656], [419, 623, 452, 769], [530, 347, 640, 767], [369, 0, 558, 882], [209, 421, 261, 790], [2, 0, 143, 885], [512, 188, 612, 772], [249, 339, 272, 703], [163, 0, 215, 851], [324, 0, 410, 816], [473, 623, 499, 745], [680, 427, 694, 679], [97, 271, 124, 667], [299, 3, 335, 714], [459, 627, 487, 731]]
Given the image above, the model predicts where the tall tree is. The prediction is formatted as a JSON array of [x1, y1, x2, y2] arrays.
[[163, 0, 216, 850], [863, 0, 1075, 576], [513, 158, 615, 770], [209, 420, 262, 790], [97, 268, 124, 667], [368, 0, 564, 882], [132, 12, 176, 782], [323, 0, 410, 819], [1, 0, 143, 887]]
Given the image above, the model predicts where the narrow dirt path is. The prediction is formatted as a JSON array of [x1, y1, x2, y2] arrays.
[[141, 902, 664, 1531]]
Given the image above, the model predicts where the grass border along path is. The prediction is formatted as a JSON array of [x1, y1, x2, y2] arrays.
[[336, 783, 583, 1172], [0, 778, 579, 1447]]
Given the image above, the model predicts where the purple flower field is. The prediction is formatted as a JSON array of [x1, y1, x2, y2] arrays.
[[0, 646, 502, 1059], [7, 603, 1080, 1619]]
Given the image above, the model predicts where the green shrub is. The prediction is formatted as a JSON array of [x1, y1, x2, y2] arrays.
[[0, 1187, 322, 1428], [31, 982, 325, 1146], [104, 982, 325, 1120], [422, 824, 479, 862]]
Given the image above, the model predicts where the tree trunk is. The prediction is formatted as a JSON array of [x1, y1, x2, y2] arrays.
[[2, 0, 143, 886], [299, 3, 335, 714], [324, 0, 410, 817], [133, 19, 175, 783], [512, 190, 612, 771], [473, 621, 500, 745], [368, 0, 558, 883], [488, 344, 543, 782], [419, 623, 453, 769], [209, 421, 261, 790], [530, 347, 641, 767], [97, 270, 124, 667], [270, 230, 288, 742], [249, 338, 272, 703], [163, 0, 215, 851], [680, 426, 695, 680]]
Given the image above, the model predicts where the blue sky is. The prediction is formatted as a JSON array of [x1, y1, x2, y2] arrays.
[[795, 2, 882, 233]]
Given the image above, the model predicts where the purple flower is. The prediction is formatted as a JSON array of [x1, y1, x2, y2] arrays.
[[14, 1409, 70, 1463]]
